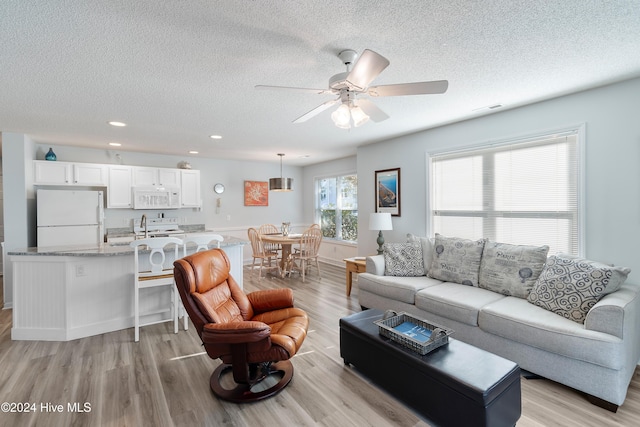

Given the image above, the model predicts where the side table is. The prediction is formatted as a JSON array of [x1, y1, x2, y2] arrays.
[[343, 257, 367, 296]]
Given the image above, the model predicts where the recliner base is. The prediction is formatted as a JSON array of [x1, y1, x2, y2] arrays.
[[210, 360, 294, 402]]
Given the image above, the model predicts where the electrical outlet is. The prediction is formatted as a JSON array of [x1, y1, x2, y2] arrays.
[[76, 265, 86, 277], [226, 215, 231, 221]]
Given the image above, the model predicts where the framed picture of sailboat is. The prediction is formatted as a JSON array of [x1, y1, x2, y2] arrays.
[[375, 168, 400, 216]]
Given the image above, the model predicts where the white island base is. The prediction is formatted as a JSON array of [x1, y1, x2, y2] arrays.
[[10, 239, 245, 341]]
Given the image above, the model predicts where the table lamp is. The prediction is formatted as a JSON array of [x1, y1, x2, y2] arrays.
[[369, 212, 393, 254]]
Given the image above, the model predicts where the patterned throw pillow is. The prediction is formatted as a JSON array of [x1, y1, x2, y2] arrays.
[[428, 234, 486, 286], [406, 233, 434, 274], [478, 241, 549, 298], [384, 242, 425, 277], [527, 254, 631, 323]]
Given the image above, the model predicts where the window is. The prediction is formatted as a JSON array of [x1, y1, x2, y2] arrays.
[[317, 174, 358, 242], [428, 129, 582, 255]]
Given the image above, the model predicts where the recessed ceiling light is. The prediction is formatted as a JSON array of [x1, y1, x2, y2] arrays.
[[209, 135, 222, 139], [189, 150, 199, 154], [108, 121, 127, 127], [108, 142, 122, 147]]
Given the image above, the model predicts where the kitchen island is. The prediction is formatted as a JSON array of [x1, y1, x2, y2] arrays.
[[8, 236, 246, 341]]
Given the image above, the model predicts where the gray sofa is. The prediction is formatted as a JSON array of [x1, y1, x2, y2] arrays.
[[357, 234, 640, 410]]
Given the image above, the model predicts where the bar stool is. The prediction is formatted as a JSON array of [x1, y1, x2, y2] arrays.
[[130, 237, 183, 342]]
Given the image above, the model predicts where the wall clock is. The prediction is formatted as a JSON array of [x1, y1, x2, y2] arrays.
[[214, 183, 225, 194]]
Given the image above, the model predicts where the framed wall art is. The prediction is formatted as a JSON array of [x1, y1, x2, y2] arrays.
[[375, 168, 400, 216], [244, 181, 269, 206]]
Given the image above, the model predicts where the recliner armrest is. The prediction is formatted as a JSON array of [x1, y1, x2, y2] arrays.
[[366, 255, 385, 275], [247, 288, 294, 313], [202, 321, 271, 344]]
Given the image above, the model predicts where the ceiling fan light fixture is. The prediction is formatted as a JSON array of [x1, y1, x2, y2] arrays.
[[269, 153, 294, 192], [350, 104, 370, 127], [331, 104, 351, 129]]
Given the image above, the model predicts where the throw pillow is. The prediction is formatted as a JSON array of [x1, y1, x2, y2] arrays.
[[478, 241, 549, 298], [556, 253, 631, 295], [406, 233, 434, 273], [384, 242, 425, 277], [527, 254, 631, 323], [428, 234, 486, 286]]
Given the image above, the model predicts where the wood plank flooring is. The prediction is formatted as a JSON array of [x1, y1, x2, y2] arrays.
[[0, 264, 639, 426]]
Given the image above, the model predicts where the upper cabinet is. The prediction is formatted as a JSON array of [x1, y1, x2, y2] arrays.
[[132, 167, 181, 187], [34, 160, 201, 209], [107, 165, 133, 208], [34, 161, 107, 186], [180, 169, 201, 208]]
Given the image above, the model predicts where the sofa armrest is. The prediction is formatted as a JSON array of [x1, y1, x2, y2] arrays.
[[585, 284, 640, 339], [366, 254, 385, 275]]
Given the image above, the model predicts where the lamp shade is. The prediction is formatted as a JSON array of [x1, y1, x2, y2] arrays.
[[269, 153, 293, 191], [269, 177, 293, 191], [369, 212, 392, 231]]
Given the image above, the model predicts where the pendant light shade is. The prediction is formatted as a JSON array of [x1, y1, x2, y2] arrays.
[[269, 153, 293, 191]]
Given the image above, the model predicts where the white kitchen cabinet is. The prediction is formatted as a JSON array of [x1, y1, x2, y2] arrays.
[[107, 165, 133, 208], [180, 169, 201, 207], [133, 167, 181, 187], [73, 163, 107, 185], [34, 161, 107, 186]]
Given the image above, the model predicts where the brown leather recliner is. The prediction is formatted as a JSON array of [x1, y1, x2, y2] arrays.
[[173, 248, 308, 402]]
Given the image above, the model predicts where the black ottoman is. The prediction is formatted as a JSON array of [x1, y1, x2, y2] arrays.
[[340, 309, 521, 427]]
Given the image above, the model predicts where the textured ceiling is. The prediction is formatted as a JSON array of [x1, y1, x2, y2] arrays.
[[1, 1, 640, 165]]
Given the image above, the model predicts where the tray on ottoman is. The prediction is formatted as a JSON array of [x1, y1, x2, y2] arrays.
[[375, 310, 453, 355]]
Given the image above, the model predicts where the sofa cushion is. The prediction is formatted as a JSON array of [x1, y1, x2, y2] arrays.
[[383, 242, 425, 276], [478, 241, 549, 299], [358, 272, 443, 304], [527, 254, 631, 323], [428, 234, 486, 286], [415, 283, 506, 326], [479, 296, 623, 369], [406, 233, 434, 273]]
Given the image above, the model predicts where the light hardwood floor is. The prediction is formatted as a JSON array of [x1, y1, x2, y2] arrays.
[[0, 264, 639, 426]]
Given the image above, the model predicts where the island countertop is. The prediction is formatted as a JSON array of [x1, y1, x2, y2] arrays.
[[9, 234, 247, 341], [8, 235, 247, 257]]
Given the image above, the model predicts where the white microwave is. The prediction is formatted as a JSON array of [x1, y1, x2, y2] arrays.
[[132, 187, 181, 209]]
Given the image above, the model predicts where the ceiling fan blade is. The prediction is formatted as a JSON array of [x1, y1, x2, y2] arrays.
[[293, 98, 340, 123], [255, 85, 332, 95], [346, 49, 390, 91], [356, 99, 389, 122], [368, 80, 449, 97]]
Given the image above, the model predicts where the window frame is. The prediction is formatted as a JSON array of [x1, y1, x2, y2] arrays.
[[315, 172, 358, 244], [426, 124, 586, 256]]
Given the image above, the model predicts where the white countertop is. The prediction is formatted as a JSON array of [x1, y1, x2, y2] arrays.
[[8, 235, 247, 257]]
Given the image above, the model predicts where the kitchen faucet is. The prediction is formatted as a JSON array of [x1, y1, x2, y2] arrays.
[[140, 214, 148, 238]]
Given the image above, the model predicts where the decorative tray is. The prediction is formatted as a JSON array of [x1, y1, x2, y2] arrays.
[[374, 311, 454, 355]]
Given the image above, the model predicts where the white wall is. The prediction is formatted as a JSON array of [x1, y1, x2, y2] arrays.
[[357, 76, 640, 285], [2, 133, 36, 308]]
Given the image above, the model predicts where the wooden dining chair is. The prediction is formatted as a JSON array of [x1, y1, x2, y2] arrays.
[[288, 227, 322, 282], [258, 223, 282, 258], [248, 227, 280, 279], [130, 237, 183, 342]]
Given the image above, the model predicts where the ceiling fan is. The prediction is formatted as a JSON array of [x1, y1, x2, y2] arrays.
[[256, 49, 448, 129]]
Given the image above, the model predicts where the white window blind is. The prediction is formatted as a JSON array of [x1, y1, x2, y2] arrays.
[[429, 132, 580, 255]]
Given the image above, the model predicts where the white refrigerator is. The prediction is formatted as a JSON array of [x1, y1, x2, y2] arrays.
[[37, 189, 105, 247]]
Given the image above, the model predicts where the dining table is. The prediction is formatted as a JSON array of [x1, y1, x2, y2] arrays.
[[260, 233, 303, 277]]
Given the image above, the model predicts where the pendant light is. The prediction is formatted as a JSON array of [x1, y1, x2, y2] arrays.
[[269, 153, 293, 191]]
